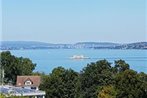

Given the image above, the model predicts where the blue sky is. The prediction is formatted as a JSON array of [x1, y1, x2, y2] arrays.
[[1, 0, 146, 43]]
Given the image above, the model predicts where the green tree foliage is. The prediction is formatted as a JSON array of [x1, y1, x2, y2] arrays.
[[138, 72, 147, 82], [39, 59, 147, 98], [0, 94, 5, 98], [39, 67, 79, 98], [114, 60, 129, 73], [17, 57, 36, 75], [1, 51, 36, 84], [98, 85, 117, 98], [79, 60, 114, 98], [115, 70, 147, 98]]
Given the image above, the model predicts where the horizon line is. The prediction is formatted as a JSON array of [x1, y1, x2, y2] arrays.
[[0, 40, 147, 44]]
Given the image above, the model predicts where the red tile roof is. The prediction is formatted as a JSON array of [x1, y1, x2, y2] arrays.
[[16, 76, 41, 87]]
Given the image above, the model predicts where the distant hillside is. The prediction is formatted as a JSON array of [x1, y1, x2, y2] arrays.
[[0, 41, 51, 46], [0, 41, 53, 50], [0, 41, 147, 50], [115, 42, 147, 49], [75, 42, 120, 49]]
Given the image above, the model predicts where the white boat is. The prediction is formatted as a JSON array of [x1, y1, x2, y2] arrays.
[[70, 55, 90, 59]]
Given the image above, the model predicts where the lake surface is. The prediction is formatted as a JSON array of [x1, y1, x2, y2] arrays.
[[9, 49, 147, 74]]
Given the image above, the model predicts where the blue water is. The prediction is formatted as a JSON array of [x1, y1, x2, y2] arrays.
[[9, 49, 147, 74]]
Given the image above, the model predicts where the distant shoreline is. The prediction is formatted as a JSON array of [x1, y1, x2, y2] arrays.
[[0, 41, 147, 50]]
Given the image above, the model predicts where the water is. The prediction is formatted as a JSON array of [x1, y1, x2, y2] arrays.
[[9, 49, 147, 74]]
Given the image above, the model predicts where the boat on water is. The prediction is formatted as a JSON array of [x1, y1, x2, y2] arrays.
[[70, 55, 90, 59]]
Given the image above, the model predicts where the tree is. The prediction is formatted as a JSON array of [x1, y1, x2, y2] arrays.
[[79, 60, 114, 98], [17, 57, 36, 75], [40, 67, 79, 98], [115, 70, 147, 98], [98, 85, 117, 98], [138, 72, 147, 97], [138, 72, 147, 82], [1, 51, 17, 84], [1, 51, 36, 84], [114, 60, 129, 73]]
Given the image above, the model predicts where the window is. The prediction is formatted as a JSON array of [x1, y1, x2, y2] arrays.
[[31, 87, 36, 90], [25, 80, 32, 85]]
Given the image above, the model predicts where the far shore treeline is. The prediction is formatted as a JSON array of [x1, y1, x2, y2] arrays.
[[0, 51, 147, 98], [0, 41, 147, 50]]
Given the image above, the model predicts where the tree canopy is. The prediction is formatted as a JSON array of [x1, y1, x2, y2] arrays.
[[115, 70, 147, 98], [1, 51, 36, 84], [40, 67, 79, 98], [79, 60, 114, 98], [40, 59, 147, 98]]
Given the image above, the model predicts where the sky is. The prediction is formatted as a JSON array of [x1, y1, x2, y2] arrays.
[[1, 0, 147, 43]]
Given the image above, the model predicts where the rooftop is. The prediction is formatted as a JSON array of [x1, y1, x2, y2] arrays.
[[16, 76, 41, 87], [0, 85, 45, 97]]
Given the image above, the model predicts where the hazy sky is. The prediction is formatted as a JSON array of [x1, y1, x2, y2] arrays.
[[1, 0, 147, 43]]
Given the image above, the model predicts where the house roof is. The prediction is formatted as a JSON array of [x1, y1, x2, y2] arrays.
[[16, 76, 41, 87], [0, 85, 45, 97]]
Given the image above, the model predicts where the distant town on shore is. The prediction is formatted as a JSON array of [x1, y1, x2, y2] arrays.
[[0, 41, 147, 50]]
